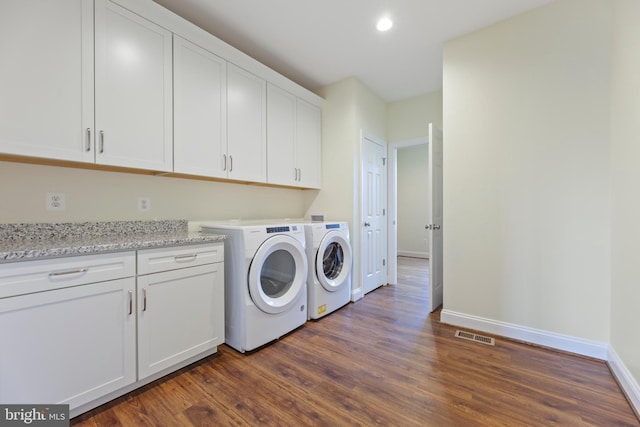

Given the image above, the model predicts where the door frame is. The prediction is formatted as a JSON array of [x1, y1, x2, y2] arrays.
[[387, 137, 429, 286]]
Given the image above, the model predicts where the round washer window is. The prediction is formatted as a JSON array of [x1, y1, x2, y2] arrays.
[[260, 249, 296, 298], [248, 234, 307, 314], [323, 242, 344, 280]]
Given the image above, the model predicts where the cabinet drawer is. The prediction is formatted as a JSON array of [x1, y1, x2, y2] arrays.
[[0, 252, 136, 299], [137, 243, 223, 275]]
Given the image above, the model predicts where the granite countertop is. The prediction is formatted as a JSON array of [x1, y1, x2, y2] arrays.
[[0, 220, 225, 262]]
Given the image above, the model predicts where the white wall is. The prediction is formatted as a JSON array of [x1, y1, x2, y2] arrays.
[[442, 0, 612, 346], [397, 145, 429, 257], [0, 161, 306, 223], [610, 0, 640, 399]]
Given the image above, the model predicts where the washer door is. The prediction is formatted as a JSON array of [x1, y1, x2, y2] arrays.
[[316, 231, 352, 292], [248, 234, 308, 314]]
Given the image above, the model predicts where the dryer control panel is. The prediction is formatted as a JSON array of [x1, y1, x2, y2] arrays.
[[266, 226, 298, 233]]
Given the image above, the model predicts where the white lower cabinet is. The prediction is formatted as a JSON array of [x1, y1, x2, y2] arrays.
[[0, 242, 224, 416], [136, 244, 225, 379], [0, 252, 137, 409]]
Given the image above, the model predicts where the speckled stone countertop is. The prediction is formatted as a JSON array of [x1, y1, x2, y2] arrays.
[[0, 220, 225, 262]]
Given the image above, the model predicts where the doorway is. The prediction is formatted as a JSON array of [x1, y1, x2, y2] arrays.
[[388, 124, 443, 312], [387, 137, 428, 286]]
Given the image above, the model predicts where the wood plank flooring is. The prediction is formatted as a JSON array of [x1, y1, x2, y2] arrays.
[[72, 257, 639, 426]]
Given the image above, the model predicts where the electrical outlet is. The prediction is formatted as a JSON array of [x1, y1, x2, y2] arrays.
[[46, 192, 66, 211], [138, 197, 151, 212]]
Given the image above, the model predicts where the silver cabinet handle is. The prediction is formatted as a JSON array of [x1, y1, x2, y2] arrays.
[[99, 130, 105, 153], [86, 128, 91, 152], [48, 268, 88, 278], [223, 154, 227, 171], [229, 155, 233, 172], [174, 253, 197, 262], [294, 168, 297, 181], [128, 290, 133, 315], [298, 168, 301, 181], [143, 288, 147, 312]]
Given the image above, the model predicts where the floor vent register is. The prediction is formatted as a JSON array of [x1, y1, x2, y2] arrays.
[[454, 330, 496, 346]]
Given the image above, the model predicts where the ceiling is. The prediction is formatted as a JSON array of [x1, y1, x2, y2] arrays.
[[153, 0, 553, 102]]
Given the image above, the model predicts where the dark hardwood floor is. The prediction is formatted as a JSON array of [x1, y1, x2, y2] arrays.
[[72, 257, 639, 426]]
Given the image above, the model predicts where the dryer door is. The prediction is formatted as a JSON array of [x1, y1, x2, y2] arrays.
[[316, 231, 352, 292], [248, 234, 308, 314]]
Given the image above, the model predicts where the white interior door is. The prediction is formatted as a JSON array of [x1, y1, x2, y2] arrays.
[[427, 124, 443, 312], [362, 136, 387, 294]]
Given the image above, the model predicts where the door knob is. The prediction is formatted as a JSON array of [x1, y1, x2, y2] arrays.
[[434, 224, 441, 230], [364, 222, 371, 227], [425, 224, 432, 230]]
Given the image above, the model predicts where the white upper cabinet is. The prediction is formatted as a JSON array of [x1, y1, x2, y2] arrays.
[[295, 99, 322, 189], [0, 0, 94, 163], [267, 83, 321, 188], [173, 35, 227, 178], [227, 63, 267, 182], [94, 0, 173, 171], [0, 0, 320, 186], [267, 84, 296, 186]]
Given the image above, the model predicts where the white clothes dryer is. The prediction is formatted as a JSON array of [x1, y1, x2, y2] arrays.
[[200, 220, 308, 353], [304, 222, 352, 320]]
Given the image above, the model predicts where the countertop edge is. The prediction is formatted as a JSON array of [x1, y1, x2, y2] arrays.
[[0, 234, 226, 263]]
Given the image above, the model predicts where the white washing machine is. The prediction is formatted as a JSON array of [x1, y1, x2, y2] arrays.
[[199, 220, 308, 353], [304, 221, 352, 320]]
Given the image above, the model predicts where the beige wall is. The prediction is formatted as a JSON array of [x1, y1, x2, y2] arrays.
[[305, 76, 386, 299], [610, 0, 640, 389], [442, 0, 612, 342], [387, 91, 442, 142], [387, 91, 443, 261], [0, 161, 307, 223], [397, 145, 429, 257]]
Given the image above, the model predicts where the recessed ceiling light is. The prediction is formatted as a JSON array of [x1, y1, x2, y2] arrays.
[[376, 16, 393, 32]]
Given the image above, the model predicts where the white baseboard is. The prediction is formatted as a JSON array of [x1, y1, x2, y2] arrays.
[[608, 347, 640, 417], [440, 309, 609, 360], [397, 250, 429, 259], [351, 287, 363, 302]]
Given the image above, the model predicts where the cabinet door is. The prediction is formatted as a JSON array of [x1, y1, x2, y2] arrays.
[[296, 99, 322, 189], [0, 278, 136, 409], [266, 83, 297, 186], [0, 0, 94, 163], [137, 263, 224, 379], [174, 36, 227, 177], [227, 64, 267, 182], [95, 0, 173, 171]]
